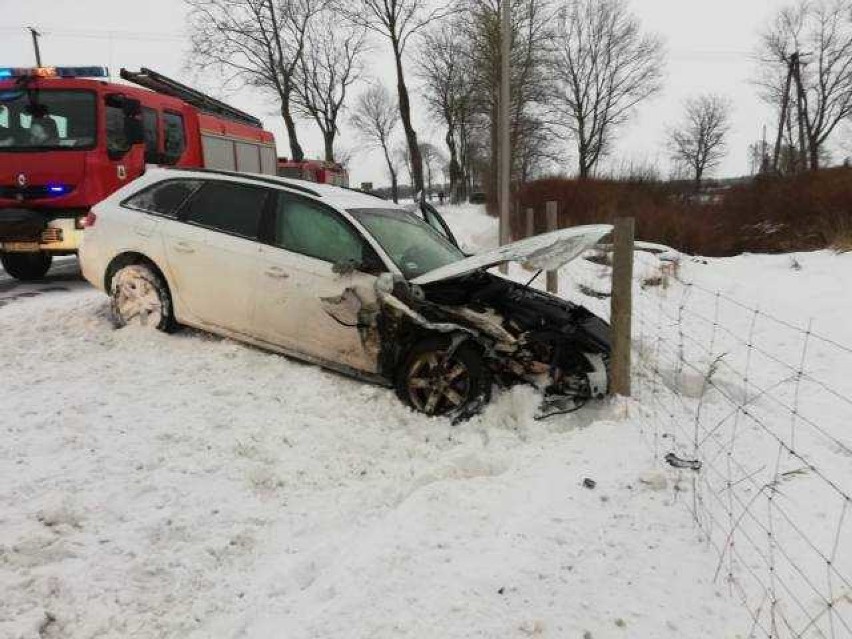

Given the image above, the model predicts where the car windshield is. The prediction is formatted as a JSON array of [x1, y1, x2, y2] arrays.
[[0, 90, 96, 151], [348, 207, 464, 279]]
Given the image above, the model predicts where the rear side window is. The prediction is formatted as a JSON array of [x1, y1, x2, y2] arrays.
[[124, 179, 202, 218], [162, 112, 185, 165], [272, 194, 365, 264], [182, 181, 269, 239]]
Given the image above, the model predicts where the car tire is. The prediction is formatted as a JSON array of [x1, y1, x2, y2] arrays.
[[0, 251, 52, 281], [109, 263, 175, 332], [395, 336, 491, 417]]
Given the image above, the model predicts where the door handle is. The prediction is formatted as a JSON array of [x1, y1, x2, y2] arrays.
[[173, 241, 195, 254], [265, 267, 289, 279]]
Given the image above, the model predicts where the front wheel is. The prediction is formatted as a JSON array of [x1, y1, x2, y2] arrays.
[[109, 264, 175, 332], [0, 251, 52, 281], [395, 337, 491, 417]]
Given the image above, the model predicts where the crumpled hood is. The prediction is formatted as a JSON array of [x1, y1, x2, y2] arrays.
[[411, 224, 613, 285]]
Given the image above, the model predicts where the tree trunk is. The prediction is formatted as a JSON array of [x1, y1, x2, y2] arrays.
[[809, 140, 820, 171], [391, 38, 424, 194], [380, 140, 398, 203], [445, 128, 460, 204], [323, 130, 335, 163], [281, 94, 304, 162]]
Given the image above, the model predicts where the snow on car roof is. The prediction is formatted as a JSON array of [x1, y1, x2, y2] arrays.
[[151, 166, 396, 211]]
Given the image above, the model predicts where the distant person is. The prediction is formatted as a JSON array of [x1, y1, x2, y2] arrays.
[[438, 191, 445, 205]]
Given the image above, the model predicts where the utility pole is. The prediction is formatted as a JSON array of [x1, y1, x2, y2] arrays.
[[28, 27, 42, 67], [498, 0, 511, 264]]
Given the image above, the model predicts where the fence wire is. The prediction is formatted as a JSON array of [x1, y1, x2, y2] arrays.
[[631, 270, 852, 638]]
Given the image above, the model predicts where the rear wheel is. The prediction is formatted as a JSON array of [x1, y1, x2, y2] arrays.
[[396, 337, 490, 417], [109, 264, 175, 332], [0, 251, 52, 281]]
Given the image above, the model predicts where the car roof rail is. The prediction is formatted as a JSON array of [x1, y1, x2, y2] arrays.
[[335, 184, 388, 201], [160, 166, 322, 198]]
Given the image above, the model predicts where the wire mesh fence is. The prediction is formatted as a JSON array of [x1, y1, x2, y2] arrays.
[[631, 270, 852, 638]]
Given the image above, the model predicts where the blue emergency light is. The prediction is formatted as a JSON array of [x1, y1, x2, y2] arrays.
[[0, 66, 108, 80]]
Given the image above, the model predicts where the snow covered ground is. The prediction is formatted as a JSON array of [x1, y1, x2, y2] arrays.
[[3, 203, 850, 638]]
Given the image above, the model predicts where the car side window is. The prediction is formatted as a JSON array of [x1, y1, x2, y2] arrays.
[[124, 179, 203, 218], [181, 181, 269, 239], [272, 194, 365, 265]]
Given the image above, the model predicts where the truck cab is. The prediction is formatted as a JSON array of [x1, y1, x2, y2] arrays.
[[0, 66, 276, 280]]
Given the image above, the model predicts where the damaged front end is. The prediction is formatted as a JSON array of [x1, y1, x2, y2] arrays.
[[374, 271, 611, 419]]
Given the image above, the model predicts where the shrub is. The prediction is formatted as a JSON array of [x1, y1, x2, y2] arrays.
[[513, 167, 852, 256]]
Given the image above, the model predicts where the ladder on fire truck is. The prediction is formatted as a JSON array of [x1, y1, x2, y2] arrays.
[[119, 67, 262, 129]]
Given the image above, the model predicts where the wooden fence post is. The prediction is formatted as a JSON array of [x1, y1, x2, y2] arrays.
[[526, 207, 535, 238], [546, 201, 559, 293], [610, 217, 635, 396]]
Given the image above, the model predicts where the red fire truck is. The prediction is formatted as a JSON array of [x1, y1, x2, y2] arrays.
[[277, 158, 349, 187], [0, 66, 277, 280]]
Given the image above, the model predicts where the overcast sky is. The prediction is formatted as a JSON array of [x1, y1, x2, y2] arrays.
[[2, 0, 846, 187]]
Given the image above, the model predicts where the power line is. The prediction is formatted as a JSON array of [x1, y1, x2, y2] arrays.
[[0, 26, 185, 42]]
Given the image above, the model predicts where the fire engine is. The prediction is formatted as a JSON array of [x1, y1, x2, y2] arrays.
[[277, 158, 349, 187], [0, 66, 277, 280]]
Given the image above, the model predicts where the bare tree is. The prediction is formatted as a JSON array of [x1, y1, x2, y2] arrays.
[[186, 0, 329, 161], [417, 21, 473, 202], [418, 142, 446, 198], [758, 0, 852, 170], [551, 0, 665, 178], [350, 85, 401, 202], [342, 0, 456, 195], [462, 0, 556, 200], [294, 13, 367, 162], [667, 94, 732, 190], [395, 142, 414, 189]]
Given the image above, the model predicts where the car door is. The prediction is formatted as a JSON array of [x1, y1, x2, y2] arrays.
[[420, 202, 460, 248], [254, 191, 385, 374], [162, 179, 270, 334]]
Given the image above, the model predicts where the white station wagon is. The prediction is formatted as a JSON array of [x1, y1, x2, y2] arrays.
[[80, 168, 612, 418]]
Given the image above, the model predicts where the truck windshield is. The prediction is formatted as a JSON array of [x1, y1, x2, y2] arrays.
[[0, 90, 96, 151]]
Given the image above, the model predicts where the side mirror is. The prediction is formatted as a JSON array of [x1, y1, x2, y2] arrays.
[[332, 258, 359, 276]]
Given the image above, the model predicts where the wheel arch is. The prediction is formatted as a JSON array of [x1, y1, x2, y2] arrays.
[[103, 251, 172, 298]]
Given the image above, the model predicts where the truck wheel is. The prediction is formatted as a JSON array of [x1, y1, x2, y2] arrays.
[[396, 336, 491, 417], [0, 252, 52, 281], [109, 264, 175, 332]]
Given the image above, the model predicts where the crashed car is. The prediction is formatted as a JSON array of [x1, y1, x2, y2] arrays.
[[79, 167, 612, 418]]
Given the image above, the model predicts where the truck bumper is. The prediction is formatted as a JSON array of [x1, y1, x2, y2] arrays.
[[0, 210, 84, 254]]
